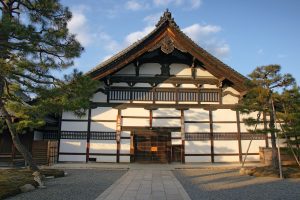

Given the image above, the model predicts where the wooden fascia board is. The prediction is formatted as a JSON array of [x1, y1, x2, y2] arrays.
[[91, 28, 168, 81], [168, 27, 247, 92]]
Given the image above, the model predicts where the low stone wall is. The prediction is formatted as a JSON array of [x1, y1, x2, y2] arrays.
[[259, 147, 298, 166]]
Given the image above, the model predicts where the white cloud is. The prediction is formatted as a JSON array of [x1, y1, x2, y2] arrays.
[[125, 26, 155, 45], [257, 49, 264, 55], [143, 12, 162, 25], [183, 23, 229, 58], [190, 0, 202, 9], [68, 7, 92, 46], [125, 0, 143, 11], [152, 0, 201, 9], [183, 24, 221, 40]]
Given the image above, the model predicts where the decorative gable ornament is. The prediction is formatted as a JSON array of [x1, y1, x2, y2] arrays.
[[148, 36, 187, 54]]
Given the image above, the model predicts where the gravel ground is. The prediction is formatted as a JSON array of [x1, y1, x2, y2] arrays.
[[173, 168, 300, 200], [7, 169, 126, 200]]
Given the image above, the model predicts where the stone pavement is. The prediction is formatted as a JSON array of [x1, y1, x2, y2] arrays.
[[95, 168, 191, 200]]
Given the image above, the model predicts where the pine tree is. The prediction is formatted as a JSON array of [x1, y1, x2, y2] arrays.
[[237, 65, 295, 169], [0, 0, 98, 171]]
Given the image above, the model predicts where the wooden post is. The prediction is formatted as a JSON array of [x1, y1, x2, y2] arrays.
[[180, 110, 185, 163], [263, 111, 269, 148], [116, 109, 121, 163], [57, 114, 62, 162], [86, 108, 91, 163], [209, 110, 214, 162], [149, 110, 153, 129], [236, 111, 242, 163]]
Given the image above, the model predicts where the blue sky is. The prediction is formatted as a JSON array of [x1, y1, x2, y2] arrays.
[[61, 0, 300, 84]]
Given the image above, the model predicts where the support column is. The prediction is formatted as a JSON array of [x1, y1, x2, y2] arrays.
[[57, 114, 62, 162], [236, 111, 242, 163], [149, 110, 153, 129], [86, 108, 92, 163], [180, 110, 185, 163], [263, 111, 269, 148], [209, 110, 214, 163], [116, 109, 121, 163]]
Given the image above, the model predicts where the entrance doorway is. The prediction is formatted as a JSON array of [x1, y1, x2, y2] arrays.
[[133, 131, 171, 163]]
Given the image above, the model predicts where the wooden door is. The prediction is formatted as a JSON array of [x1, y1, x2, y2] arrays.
[[171, 145, 182, 162], [134, 132, 170, 163]]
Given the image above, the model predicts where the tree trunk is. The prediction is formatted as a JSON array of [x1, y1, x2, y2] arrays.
[[0, 79, 39, 171], [269, 99, 279, 169]]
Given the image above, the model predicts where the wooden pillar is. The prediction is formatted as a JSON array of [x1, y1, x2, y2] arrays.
[[263, 111, 269, 148], [86, 108, 92, 163], [209, 110, 214, 163], [236, 111, 242, 163], [180, 109, 185, 163], [116, 109, 121, 163], [57, 114, 62, 162], [149, 110, 153, 129]]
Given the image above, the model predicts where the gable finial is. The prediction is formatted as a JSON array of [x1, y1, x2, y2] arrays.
[[155, 9, 179, 28]]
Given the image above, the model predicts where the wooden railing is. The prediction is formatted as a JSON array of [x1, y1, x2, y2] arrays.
[[108, 87, 220, 102]]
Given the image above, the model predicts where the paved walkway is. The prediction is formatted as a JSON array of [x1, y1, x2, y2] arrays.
[[95, 168, 191, 200]]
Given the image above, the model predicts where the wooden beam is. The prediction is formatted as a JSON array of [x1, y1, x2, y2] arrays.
[[263, 111, 269, 148], [236, 111, 242, 163], [116, 109, 121, 163], [180, 109, 185, 163], [86, 108, 92, 163], [209, 110, 214, 163]]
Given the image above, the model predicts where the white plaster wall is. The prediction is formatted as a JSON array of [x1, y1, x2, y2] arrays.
[[59, 155, 86, 162], [240, 123, 264, 132], [170, 64, 191, 76], [179, 84, 197, 88], [172, 139, 182, 145], [121, 131, 131, 137], [196, 68, 214, 77], [185, 123, 210, 132], [152, 119, 181, 127], [214, 141, 239, 153], [171, 132, 181, 138], [90, 140, 116, 153], [62, 111, 88, 120], [120, 139, 130, 154], [153, 108, 180, 117], [95, 156, 116, 162], [139, 63, 161, 75], [91, 107, 118, 120], [223, 87, 240, 95], [214, 156, 239, 162], [120, 156, 130, 162], [122, 108, 149, 116], [90, 122, 116, 132], [155, 101, 176, 104], [61, 121, 88, 132], [156, 83, 175, 88], [60, 139, 86, 153], [213, 109, 236, 121], [202, 84, 218, 89], [242, 140, 265, 153], [91, 91, 107, 103], [185, 141, 211, 154], [185, 156, 211, 162], [111, 83, 129, 87], [115, 63, 135, 75], [123, 118, 149, 127], [242, 155, 260, 161], [184, 109, 209, 121], [213, 123, 237, 132], [222, 95, 239, 105], [134, 83, 151, 87], [33, 131, 43, 140]]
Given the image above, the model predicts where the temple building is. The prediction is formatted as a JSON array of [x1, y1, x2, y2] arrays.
[[57, 10, 267, 163]]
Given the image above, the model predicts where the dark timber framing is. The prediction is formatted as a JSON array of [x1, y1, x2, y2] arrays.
[[236, 110, 242, 163], [86, 108, 92, 162], [209, 110, 214, 162], [116, 109, 121, 163], [180, 109, 185, 163]]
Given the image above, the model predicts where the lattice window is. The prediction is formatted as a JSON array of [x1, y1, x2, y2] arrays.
[[60, 131, 87, 139], [42, 131, 59, 140], [241, 133, 265, 140], [90, 132, 116, 140], [213, 132, 237, 140], [185, 133, 211, 141]]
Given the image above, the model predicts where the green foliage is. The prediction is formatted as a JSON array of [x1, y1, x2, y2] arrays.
[[0, 0, 99, 132]]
